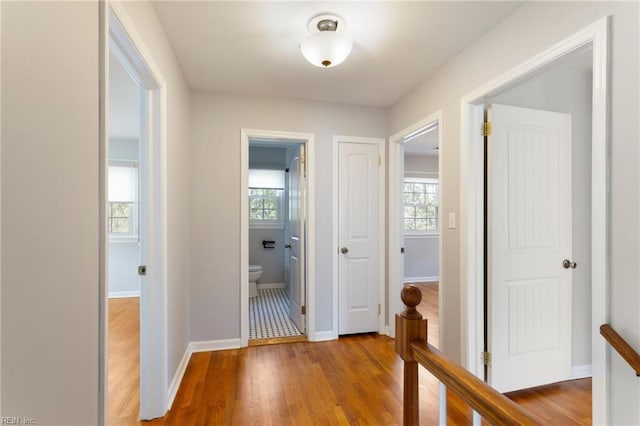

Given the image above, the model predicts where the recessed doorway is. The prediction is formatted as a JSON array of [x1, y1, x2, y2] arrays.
[[389, 112, 443, 349], [240, 130, 316, 346]]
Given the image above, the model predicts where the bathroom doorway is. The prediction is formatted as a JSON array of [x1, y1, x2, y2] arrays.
[[240, 130, 316, 346]]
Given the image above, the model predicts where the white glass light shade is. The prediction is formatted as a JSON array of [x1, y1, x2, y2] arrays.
[[300, 31, 353, 68], [249, 169, 285, 189]]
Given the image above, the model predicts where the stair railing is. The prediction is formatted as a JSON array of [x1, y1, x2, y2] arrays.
[[600, 324, 640, 376], [395, 284, 540, 425]]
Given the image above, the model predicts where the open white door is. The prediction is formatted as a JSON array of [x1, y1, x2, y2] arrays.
[[488, 104, 573, 393], [288, 146, 305, 332], [338, 141, 381, 334]]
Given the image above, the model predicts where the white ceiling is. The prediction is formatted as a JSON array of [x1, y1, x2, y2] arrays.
[[404, 125, 439, 155], [109, 50, 140, 140], [152, 1, 523, 107]]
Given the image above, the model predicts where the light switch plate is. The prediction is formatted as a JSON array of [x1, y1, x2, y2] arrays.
[[448, 212, 456, 229]]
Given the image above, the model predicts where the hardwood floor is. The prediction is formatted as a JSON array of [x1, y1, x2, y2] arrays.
[[108, 287, 591, 425], [136, 335, 591, 425], [109, 297, 140, 426], [411, 281, 439, 349]]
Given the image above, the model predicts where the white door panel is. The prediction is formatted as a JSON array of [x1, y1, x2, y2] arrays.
[[288, 147, 305, 332], [489, 104, 572, 393], [338, 142, 380, 334]]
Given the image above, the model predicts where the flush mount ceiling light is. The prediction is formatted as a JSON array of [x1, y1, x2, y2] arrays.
[[300, 13, 353, 68]]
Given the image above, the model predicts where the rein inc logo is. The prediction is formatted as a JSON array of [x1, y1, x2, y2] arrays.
[[1, 418, 36, 425]]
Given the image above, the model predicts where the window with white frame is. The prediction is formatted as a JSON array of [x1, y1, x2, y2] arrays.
[[108, 162, 138, 238], [249, 169, 285, 227], [403, 177, 438, 233]]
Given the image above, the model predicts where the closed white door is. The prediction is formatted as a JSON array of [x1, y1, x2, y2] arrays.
[[338, 141, 381, 334], [288, 146, 305, 332], [488, 104, 573, 392]]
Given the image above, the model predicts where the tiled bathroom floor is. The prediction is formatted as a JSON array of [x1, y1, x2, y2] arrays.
[[249, 288, 303, 339]]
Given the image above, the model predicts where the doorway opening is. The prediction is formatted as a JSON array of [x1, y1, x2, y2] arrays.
[[240, 130, 315, 346], [102, 4, 168, 422], [107, 44, 143, 425], [389, 113, 443, 349], [460, 17, 608, 423], [247, 140, 306, 343]]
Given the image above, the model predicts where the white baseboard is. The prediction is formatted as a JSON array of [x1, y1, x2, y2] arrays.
[[571, 364, 592, 379], [167, 344, 192, 410], [257, 282, 285, 289], [310, 330, 337, 342], [108, 290, 140, 298], [404, 276, 439, 284], [190, 338, 242, 353]]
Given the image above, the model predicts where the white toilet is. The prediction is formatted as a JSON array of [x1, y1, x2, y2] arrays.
[[248, 264, 262, 298]]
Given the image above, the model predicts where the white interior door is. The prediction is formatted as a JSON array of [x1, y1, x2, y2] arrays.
[[288, 146, 305, 332], [488, 103, 573, 393], [338, 141, 381, 334]]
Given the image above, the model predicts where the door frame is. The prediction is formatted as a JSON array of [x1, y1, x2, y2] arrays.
[[332, 136, 386, 338], [460, 17, 609, 423], [101, 3, 169, 422], [388, 111, 443, 343], [240, 129, 315, 345]]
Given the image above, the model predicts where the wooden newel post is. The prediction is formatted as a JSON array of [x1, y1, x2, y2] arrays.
[[395, 285, 428, 426]]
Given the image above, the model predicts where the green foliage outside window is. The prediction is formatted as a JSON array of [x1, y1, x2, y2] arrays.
[[249, 189, 281, 222], [108, 202, 133, 234], [403, 181, 438, 232]]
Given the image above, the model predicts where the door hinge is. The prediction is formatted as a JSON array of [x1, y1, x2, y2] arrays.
[[378, 155, 382, 165], [378, 304, 381, 315], [301, 305, 306, 315], [482, 351, 492, 366], [482, 121, 492, 137]]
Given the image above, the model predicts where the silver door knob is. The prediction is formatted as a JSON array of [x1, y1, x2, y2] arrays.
[[340, 247, 349, 254], [562, 259, 577, 269]]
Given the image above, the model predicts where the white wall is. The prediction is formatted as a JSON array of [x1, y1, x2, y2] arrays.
[[1, 2, 99, 423], [491, 56, 592, 370], [190, 91, 387, 341], [110, 138, 138, 160], [114, 0, 192, 409], [389, 2, 639, 423], [403, 154, 439, 281]]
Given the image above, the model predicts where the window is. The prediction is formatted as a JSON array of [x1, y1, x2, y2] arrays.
[[403, 177, 438, 233], [108, 162, 138, 238], [249, 169, 284, 228]]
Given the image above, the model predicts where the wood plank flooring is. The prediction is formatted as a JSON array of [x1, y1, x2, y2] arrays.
[[109, 297, 140, 426], [412, 281, 439, 349], [109, 289, 591, 425]]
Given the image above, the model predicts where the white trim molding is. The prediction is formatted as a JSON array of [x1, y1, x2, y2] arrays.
[[190, 338, 242, 353], [571, 364, 593, 380], [332, 135, 386, 338], [459, 16, 609, 424], [240, 129, 315, 345], [388, 110, 443, 343], [108, 291, 140, 298], [404, 276, 439, 284], [256, 283, 285, 289], [167, 345, 192, 410], [310, 331, 336, 342]]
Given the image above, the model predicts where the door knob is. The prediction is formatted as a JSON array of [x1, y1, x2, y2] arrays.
[[562, 259, 577, 269], [340, 247, 349, 254]]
